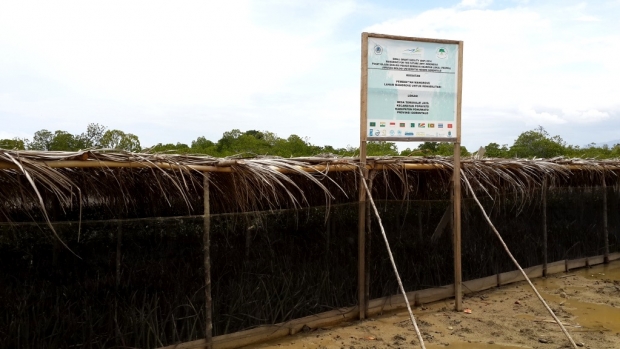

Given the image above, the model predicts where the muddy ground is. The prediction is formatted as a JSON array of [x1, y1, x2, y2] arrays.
[[247, 262, 620, 349]]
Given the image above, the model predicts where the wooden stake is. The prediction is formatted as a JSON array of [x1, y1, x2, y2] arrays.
[[365, 170, 377, 312], [358, 32, 369, 320], [603, 175, 609, 264], [453, 143, 462, 312], [116, 221, 122, 288], [453, 40, 464, 312], [203, 174, 213, 349], [542, 177, 548, 277]]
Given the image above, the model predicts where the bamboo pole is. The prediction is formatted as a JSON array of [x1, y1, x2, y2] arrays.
[[542, 177, 548, 277], [603, 175, 609, 264], [453, 143, 463, 312], [203, 174, 213, 349], [0, 160, 445, 173]]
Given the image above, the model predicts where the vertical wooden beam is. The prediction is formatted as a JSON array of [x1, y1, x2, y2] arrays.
[[364, 170, 377, 312], [203, 174, 213, 349], [542, 177, 548, 277], [603, 174, 610, 264], [453, 143, 462, 312], [453, 40, 464, 312], [116, 221, 122, 288], [358, 32, 369, 320]]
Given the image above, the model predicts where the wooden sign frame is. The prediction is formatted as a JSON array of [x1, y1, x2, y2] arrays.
[[358, 32, 464, 318]]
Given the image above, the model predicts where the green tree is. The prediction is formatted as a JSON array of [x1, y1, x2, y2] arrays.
[[149, 142, 190, 153], [100, 130, 141, 152], [0, 138, 26, 150], [484, 142, 509, 158], [367, 141, 398, 156], [509, 126, 566, 158], [28, 129, 54, 150], [80, 123, 107, 148], [190, 136, 216, 154]]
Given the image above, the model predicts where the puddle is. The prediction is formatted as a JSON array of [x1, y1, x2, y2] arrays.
[[428, 343, 527, 349], [534, 262, 620, 333], [577, 262, 620, 281]]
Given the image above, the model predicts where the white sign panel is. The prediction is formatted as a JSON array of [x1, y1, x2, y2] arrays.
[[365, 36, 460, 141]]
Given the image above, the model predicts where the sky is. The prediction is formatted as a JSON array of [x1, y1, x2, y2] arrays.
[[1, 0, 619, 151]]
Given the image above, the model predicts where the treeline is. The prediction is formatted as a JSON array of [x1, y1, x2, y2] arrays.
[[2, 124, 619, 159]]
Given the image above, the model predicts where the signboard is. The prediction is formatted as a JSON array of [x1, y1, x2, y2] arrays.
[[361, 33, 462, 142]]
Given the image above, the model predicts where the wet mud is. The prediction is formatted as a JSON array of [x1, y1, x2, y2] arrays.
[[247, 262, 620, 349]]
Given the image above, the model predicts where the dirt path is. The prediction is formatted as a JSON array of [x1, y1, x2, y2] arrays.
[[246, 262, 620, 349]]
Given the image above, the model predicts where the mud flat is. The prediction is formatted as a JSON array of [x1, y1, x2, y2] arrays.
[[247, 262, 620, 349]]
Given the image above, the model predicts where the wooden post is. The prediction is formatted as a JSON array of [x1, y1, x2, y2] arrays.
[[453, 143, 462, 311], [542, 177, 548, 277], [203, 174, 213, 349], [358, 32, 369, 320], [603, 174, 610, 264], [453, 40, 464, 312], [365, 170, 377, 312], [116, 221, 122, 288]]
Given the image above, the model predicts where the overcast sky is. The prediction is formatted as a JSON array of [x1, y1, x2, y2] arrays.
[[1, 0, 619, 151]]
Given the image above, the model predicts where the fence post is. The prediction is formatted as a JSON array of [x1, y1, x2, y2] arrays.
[[603, 174, 610, 264], [453, 142, 463, 312], [203, 174, 213, 349], [542, 177, 548, 277]]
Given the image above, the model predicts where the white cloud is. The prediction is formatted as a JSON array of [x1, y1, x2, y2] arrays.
[[459, 0, 493, 8], [518, 106, 566, 125], [0, 0, 327, 106], [365, 3, 619, 145]]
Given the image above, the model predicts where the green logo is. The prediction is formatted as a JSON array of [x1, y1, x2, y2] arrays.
[[370, 122, 376, 127]]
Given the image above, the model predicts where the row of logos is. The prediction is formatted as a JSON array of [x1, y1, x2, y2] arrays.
[[369, 121, 453, 129], [369, 129, 453, 137]]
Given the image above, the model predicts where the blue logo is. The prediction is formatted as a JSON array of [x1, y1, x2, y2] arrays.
[[374, 45, 383, 55], [389, 130, 395, 136], [397, 130, 402, 136], [404, 132, 414, 136], [448, 131, 452, 136], [438, 123, 444, 128], [369, 129, 374, 137]]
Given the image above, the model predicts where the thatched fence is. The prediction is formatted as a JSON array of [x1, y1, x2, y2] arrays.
[[1, 150, 620, 348]]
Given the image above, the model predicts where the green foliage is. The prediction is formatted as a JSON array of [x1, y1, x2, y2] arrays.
[[509, 126, 566, 158], [484, 142, 509, 158], [399, 142, 469, 157], [15, 123, 620, 159], [100, 130, 141, 152], [367, 141, 398, 156], [0, 138, 26, 150]]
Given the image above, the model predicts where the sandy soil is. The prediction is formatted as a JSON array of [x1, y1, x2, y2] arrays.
[[247, 262, 620, 349]]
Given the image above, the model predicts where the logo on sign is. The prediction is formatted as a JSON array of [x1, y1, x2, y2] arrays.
[[397, 130, 402, 136], [403, 47, 423, 55], [410, 123, 416, 128], [429, 123, 435, 128], [369, 129, 374, 137], [448, 124, 453, 128], [448, 131, 452, 136], [405, 132, 414, 136], [399, 123, 405, 127], [389, 122, 396, 126], [370, 122, 376, 127], [418, 123, 426, 128], [380, 122, 386, 127], [436, 47, 448, 59], [374, 45, 383, 55], [389, 130, 395, 136], [438, 123, 444, 128], [375, 130, 381, 136]]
